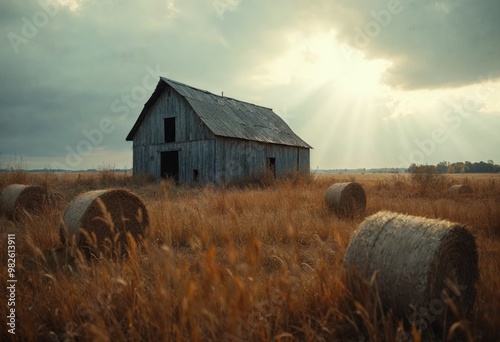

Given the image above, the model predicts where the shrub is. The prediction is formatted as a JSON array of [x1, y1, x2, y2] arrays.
[[407, 164, 446, 195]]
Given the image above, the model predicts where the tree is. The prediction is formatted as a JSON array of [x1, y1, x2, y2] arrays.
[[452, 162, 465, 173], [436, 161, 449, 173], [472, 161, 494, 173], [464, 161, 472, 173]]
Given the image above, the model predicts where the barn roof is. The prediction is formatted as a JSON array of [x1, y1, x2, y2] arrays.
[[126, 77, 311, 148]]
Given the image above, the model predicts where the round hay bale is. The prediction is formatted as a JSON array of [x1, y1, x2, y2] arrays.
[[345, 211, 478, 328], [448, 184, 472, 194], [0, 184, 48, 220], [324, 182, 366, 219], [60, 189, 149, 257]]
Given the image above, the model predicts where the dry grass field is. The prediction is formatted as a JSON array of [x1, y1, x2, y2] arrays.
[[1, 171, 499, 341]]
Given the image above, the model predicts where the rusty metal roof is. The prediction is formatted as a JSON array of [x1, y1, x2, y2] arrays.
[[126, 77, 311, 148]]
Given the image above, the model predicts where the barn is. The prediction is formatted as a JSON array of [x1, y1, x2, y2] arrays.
[[126, 77, 311, 184]]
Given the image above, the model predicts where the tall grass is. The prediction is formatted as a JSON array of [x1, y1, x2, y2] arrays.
[[0, 172, 499, 341]]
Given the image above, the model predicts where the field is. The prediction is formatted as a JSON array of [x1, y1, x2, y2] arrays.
[[1, 172, 499, 341]]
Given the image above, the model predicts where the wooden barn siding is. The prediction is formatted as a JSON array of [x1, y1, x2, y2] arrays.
[[214, 138, 310, 183], [132, 144, 152, 176], [298, 148, 310, 173], [157, 140, 215, 182], [134, 140, 215, 181], [132, 86, 215, 177]]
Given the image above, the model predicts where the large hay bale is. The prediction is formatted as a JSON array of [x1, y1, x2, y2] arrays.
[[448, 184, 472, 194], [324, 182, 366, 219], [0, 184, 48, 220], [60, 189, 149, 257], [345, 211, 478, 329]]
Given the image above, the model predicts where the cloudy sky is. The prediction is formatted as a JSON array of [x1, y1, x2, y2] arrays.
[[1, 0, 499, 170]]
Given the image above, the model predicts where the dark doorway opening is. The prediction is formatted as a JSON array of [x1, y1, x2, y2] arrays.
[[268, 157, 276, 178], [164, 118, 176, 143], [161, 151, 179, 182], [193, 169, 199, 183]]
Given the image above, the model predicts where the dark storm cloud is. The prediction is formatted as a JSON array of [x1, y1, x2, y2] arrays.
[[0, 0, 321, 165], [0, 0, 194, 167], [329, 0, 500, 89]]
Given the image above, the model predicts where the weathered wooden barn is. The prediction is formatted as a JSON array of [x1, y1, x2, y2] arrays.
[[126, 77, 311, 184]]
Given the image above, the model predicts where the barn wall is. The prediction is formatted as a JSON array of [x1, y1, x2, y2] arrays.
[[134, 141, 216, 182], [214, 138, 310, 183], [155, 140, 215, 182], [214, 139, 265, 183], [132, 86, 215, 178], [132, 144, 152, 176], [298, 148, 310, 173]]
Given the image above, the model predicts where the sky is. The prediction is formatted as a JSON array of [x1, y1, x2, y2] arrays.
[[1, 0, 499, 170]]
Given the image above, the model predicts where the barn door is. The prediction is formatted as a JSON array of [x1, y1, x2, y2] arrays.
[[161, 151, 179, 183]]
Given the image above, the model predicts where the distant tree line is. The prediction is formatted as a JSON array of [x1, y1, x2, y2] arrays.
[[423, 160, 499, 174]]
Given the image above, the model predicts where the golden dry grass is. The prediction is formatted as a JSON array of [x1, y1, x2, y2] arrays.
[[0, 172, 499, 341]]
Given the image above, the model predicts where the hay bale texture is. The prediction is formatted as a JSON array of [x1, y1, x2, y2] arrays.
[[324, 182, 366, 219], [0, 184, 48, 219], [345, 211, 478, 327], [60, 189, 149, 257], [448, 184, 472, 194]]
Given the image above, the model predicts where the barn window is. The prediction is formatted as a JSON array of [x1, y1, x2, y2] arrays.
[[164, 118, 176, 143]]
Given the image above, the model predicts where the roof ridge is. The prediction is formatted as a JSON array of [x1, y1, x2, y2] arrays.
[[160, 76, 273, 110]]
